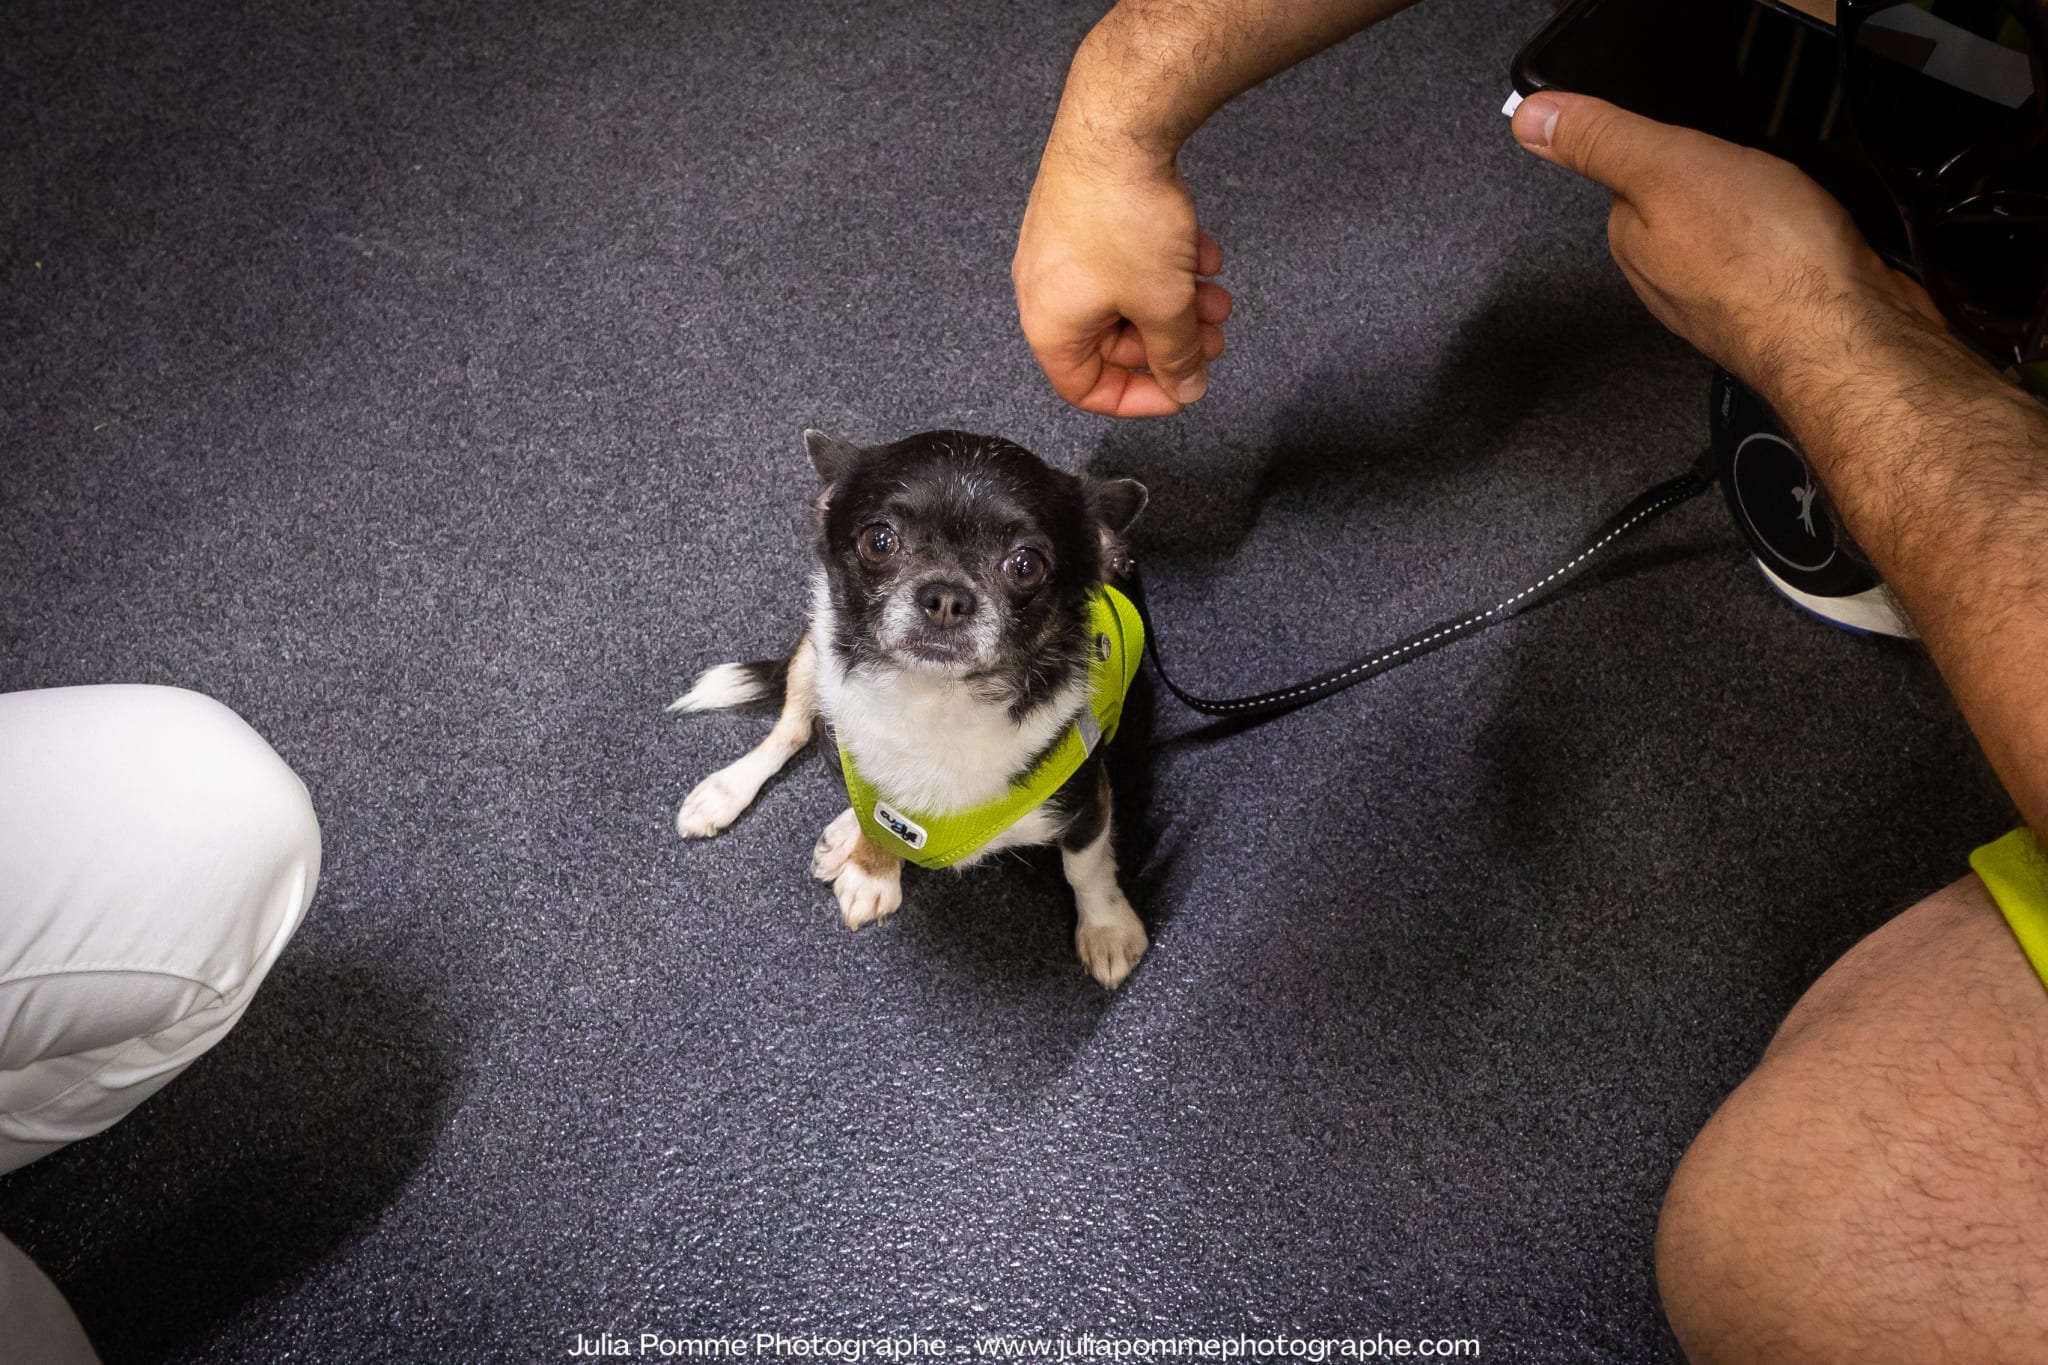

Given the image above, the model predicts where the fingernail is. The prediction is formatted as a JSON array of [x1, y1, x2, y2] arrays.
[[1177, 370, 1208, 404], [1516, 95, 1560, 151]]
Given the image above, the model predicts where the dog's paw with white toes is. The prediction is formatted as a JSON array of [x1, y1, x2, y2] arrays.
[[832, 863, 901, 930], [811, 807, 860, 880], [676, 771, 751, 839], [810, 808, 901, 929], [1076, 905, 1148, 989]]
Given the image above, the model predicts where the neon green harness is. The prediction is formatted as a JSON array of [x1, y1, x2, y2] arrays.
[[838, 585, 1146, 869]]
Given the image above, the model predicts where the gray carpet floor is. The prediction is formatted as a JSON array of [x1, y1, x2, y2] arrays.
[[0, 0, 2017, 1360]]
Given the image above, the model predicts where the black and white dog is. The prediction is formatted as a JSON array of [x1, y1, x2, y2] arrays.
[[670, 429, 1151, 988]]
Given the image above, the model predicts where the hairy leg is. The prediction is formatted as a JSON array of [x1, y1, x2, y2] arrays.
[[1060, 769, 1147, 989], [1657, 874, 2048, 1363], [676, 638, 817, 838], [810, 806, 903, 930]]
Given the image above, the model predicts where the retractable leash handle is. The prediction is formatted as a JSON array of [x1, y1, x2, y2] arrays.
[[1128, 446, 1723, 724]]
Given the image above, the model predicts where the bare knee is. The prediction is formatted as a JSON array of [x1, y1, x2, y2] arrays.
[[1657, 879, 2048, 1363]]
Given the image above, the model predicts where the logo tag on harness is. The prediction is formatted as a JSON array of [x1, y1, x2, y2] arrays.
[[871, 800, 928, 851]]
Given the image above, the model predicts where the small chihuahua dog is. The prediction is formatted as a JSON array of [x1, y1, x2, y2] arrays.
[[670, 429, 1151, 988]]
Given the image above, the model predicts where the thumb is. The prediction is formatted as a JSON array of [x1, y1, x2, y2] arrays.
[[1131, 302, 1209, 405], [1513, 91, 1671, 198]]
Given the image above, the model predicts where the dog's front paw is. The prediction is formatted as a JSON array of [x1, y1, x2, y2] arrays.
[[676, 770, 750, 839], [832, 862, 902, 930], [811, 807, 901, 929], [1076, 897, 1148, 989], [811, 807, 860, 880]]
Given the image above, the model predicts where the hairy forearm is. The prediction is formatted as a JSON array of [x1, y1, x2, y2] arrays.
[[1763, 302, 2048, 834], [1051, 0, 1422, 171]]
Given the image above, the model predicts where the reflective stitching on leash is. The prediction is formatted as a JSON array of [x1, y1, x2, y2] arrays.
[[1185, 485, 1697, 712]]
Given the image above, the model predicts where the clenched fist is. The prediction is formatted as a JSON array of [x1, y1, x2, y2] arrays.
[[1013, 139, 1233, 418]]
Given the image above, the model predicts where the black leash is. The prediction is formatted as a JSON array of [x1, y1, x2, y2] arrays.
[[1127, 447, 1721, 723]]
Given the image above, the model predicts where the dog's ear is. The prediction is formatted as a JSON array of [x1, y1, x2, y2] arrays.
[[1087, 477, 1148, 536], [803, 429, 862, 486], [1086, 476, 1148, 574]]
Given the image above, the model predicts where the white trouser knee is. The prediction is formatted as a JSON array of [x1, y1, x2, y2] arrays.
[[0, 684, 321, 1175]]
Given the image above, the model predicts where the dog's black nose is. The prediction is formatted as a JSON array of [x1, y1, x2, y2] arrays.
[[916, 580, 977, 628]]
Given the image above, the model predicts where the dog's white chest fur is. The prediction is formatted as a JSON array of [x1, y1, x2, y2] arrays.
[[810, 607, 1084, 829]]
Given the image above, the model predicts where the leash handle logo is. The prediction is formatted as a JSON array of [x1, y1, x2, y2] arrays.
[[1791, 480, 1819, 537]]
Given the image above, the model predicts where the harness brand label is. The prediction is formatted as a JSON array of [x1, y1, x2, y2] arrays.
[[870, 800, 928, 851]]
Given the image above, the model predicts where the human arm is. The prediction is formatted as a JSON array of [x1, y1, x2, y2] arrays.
[[1512, 92, 2048, 835], [1014, 0, 1423, 417]]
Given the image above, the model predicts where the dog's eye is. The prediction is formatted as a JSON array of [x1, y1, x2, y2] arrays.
[[857, 525, 899, 563], [1002, 548, 1046, 589]]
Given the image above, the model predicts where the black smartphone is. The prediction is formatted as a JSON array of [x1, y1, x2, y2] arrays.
[[1514, 0, 1756, 140], [1510, 0, 1910, 263]]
